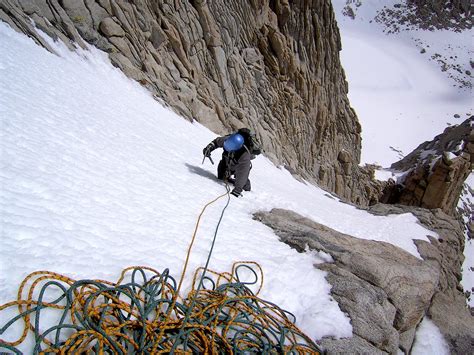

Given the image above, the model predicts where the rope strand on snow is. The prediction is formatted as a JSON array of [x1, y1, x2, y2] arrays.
[[170, 182, 231, 352], [152, 183, 230, 351]]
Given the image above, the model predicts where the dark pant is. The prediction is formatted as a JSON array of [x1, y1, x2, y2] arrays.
[[217, 159, 251, 191]]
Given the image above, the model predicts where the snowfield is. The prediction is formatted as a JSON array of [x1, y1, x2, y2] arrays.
[[332, 0, 473, 167]]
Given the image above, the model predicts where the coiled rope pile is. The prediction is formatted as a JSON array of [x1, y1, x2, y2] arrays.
[[1, 187, 321, 354], [0, 263, 320, 353]]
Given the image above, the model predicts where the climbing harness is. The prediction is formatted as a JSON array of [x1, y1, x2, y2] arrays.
[[0, 183, 321, 354]]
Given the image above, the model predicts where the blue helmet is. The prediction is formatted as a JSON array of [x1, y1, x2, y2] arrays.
[[223, 133, 244, 152]]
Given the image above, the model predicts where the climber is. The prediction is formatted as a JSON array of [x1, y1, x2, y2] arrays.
[[202, 128, 261, 197]]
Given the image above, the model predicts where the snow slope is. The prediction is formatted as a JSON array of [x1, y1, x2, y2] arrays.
[[0, 11, 460, 353], [332, 0, 473, 167]]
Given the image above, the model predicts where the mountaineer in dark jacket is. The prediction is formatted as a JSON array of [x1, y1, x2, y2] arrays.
[[203, 128, 260, 197]]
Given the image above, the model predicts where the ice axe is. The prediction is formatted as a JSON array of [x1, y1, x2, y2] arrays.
[[202, 154, 214, 165]]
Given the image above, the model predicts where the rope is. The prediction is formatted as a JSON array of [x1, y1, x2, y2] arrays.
[[170, 182, 231, 352], [153, 183, 230, 352], [0, 185, 322, 354], [0, 263, 320, 354]]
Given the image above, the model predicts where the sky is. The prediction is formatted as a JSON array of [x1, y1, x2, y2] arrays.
[[1, 1, 471, 353]]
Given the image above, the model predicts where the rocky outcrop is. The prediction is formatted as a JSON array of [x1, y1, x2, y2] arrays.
[[369, 204, 474, 354], [374, 0, 472, 32], [458, 178, 473, 246], [382, 117, 473, 216], [254, 207, 474, 354], [0, 0, 384, 206]]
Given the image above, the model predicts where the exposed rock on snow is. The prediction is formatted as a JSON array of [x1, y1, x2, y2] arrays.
[[374, 0, 472, 33], [382, 117, 473, 216], [255, 206, 474, 354], [342, 0, 473, 90], [369, 203, 474, 353]]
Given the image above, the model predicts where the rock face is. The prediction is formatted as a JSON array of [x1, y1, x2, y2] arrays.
[[0, 0, 383, 206], [382, 117, 474, 216], [254, 207, 474, 354], [404, 0, 471, 30], [369, 204, 474, 354], [374, 0, 472, 32]]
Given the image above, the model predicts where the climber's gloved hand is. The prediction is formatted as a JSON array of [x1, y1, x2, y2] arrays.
[[203, 142, 215, 157], [230, 189, 241, 198]]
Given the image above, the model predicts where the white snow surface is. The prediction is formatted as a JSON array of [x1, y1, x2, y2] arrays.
[[445, 151, 457, 160], [374, 168, 407, 182], [332, 0, 473, 167], [411, 318, 450, 355]]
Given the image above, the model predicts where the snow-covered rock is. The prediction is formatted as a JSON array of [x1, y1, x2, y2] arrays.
[[255, 206, 474, 354]]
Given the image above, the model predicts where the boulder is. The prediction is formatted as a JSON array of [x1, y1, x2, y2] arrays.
[[99, 17, 125, 37]]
